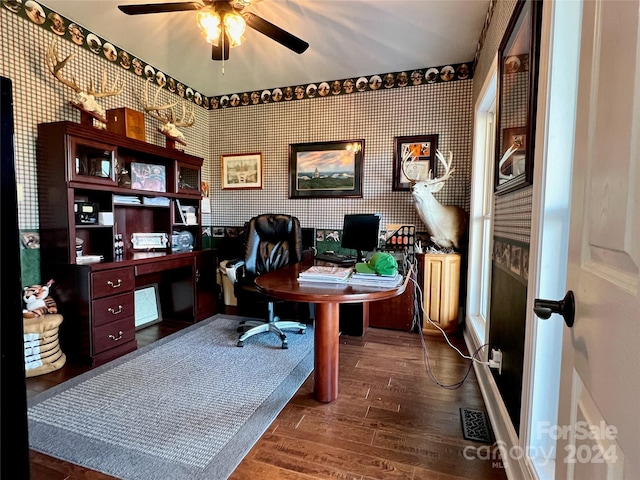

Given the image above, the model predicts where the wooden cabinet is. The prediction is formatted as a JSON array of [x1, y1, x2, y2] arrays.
[[89, 265, 137, 363], [37, 121, 204, 263], [419, 253, 461, 334], [339, 267, 416, 335], [37, 121, 217, 365], [176, 162, 201, 195], [194, 250, 218, 321], [68, 136, 118, 186], [51, 264, 137, 366], [368, 278, 415, 331]]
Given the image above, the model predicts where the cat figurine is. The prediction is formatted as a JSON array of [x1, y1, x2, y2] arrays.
[[23, 279, 58, 318]]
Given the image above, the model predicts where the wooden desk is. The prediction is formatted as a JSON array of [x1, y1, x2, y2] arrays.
[[256, 261, 410, 402], [49, 250, 218, 366]]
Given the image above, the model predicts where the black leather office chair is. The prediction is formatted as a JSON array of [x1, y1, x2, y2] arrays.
[[231, 214, 307, 348]]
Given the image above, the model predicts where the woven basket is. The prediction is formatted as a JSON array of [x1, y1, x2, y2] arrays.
[[23, 314, 66, 377]]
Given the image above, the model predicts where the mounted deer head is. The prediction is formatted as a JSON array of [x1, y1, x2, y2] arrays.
[[46, 38, 123, 122], [402, 149, 468, 250], [139, 78, 195, 144]]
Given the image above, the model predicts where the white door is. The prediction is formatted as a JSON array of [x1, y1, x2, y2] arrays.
[[554, 1, 640, 478]]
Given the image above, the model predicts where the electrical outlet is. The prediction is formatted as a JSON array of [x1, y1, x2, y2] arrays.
[[489, 348, 503, 374]]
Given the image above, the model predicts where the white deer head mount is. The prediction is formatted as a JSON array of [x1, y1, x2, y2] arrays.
[[46, 38, 123, 123], [402, 149, 468, 250], [139, 77, 195, 145]]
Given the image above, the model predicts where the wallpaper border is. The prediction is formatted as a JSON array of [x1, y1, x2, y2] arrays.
[[4, 1, 474, 110]]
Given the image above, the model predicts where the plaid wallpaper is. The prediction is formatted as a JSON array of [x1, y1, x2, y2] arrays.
[[472, 0, 531, 244], [208, 80, 473, 231], [1, 4, 474, 237]]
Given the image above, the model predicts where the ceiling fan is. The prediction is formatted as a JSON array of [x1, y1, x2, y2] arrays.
[[118, 0, 309, 61]]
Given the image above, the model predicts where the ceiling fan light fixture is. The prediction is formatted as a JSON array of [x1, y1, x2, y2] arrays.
[[197, 5, 245, 47], [120, 0, 308, 59], [224, 11, 246, 46], [197, 7, 221, 43]]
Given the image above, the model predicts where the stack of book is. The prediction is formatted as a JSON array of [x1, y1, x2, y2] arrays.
[[347, 271, 403, 287], [298, 265, 353, 284], [114, 195, 141, 205], [142, 196, 170, 206]]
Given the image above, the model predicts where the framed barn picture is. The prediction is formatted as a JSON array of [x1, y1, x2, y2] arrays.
[[221, 152, 263, 189]]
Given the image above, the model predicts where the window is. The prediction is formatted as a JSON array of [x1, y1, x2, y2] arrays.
[[466, 66, 497, 345]]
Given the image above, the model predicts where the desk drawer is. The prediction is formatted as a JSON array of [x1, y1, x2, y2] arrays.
[[135, 256, 193, 276], [92, 316, 135, 355], [92, 292, 134, 327], [92, 267, 135, 299]]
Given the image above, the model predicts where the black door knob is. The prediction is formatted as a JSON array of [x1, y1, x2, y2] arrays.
[[534, 290, 575, 327]]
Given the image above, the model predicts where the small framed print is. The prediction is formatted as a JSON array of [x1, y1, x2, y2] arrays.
[[392, 134, 438, 190], [221, 152, 263, 189], [131, 232, 169, 250], [130, 162, 166, 192], [134, 284, 162, 329]]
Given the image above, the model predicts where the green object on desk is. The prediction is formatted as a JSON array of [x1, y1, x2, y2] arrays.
[[355, 252, 398, 275]]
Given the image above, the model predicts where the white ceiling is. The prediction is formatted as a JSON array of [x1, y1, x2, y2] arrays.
[[41, 0, 490, 97]]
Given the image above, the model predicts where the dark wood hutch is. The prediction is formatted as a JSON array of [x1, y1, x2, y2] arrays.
[[37, 121, 217, 366]]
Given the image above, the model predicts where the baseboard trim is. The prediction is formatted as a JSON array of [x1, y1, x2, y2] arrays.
[[463, 325, 536, 480]]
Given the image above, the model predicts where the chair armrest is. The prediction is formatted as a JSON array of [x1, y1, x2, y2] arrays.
[[225, 259, 245, 284]]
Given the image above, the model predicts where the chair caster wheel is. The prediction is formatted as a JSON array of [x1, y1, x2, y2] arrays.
[[281, 341, 288, 349], [299, 328, 305, 334], [237, 340, 244, 347]]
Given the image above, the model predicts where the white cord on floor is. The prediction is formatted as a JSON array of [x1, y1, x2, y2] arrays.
[[398, 255, 492, 389], [409, 273, 491, 366]]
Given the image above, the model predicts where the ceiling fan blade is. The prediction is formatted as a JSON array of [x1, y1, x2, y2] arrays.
[[243, 12, 309, 54], [118, 2, 202, 15], [211, 33, 230, 61]]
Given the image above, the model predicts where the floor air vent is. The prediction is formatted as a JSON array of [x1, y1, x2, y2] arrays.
[[460, 408, 493, 443]]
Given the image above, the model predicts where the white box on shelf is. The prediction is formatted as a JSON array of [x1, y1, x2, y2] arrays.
[[99, 212, 114, 226]]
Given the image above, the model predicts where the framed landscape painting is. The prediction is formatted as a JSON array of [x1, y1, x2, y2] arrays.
[[288, 140, 364, 198]]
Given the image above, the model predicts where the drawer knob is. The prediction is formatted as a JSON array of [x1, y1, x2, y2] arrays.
[[108, 305, 123, 315], [107, 279, 123, 288], [108, 331, 124, 341]]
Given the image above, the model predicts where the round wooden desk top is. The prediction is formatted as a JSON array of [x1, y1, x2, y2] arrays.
[[255, 260, 411, 304]]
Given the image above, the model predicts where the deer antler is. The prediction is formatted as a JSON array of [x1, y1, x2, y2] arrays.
[[140, 77, 179, 123], [45, 38, 123, 121], [170, 101, 195, 128], [139, 78, 195, 142], [428, 149, 456, 185], [87, 69, 124, 99], [498, 142, 520, 179], [401, 146, 456, 184], [401, 144, 426, 184], [46, 38, 82, 93]]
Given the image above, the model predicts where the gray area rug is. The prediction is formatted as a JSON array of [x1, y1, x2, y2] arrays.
[[28, 314, 314, 479]]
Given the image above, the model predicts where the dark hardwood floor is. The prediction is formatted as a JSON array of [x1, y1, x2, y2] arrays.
[[26, 312, 507, 480]]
